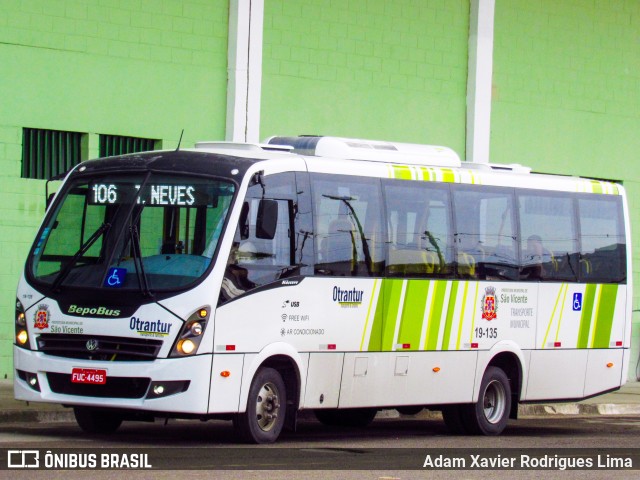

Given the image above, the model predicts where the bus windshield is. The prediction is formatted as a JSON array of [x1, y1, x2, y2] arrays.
[[30, 173, 236, 293]]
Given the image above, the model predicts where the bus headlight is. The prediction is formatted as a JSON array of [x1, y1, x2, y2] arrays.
[[190, 322, 203, 336], [177, 339, 196, 355], [170, 307, 210, 357], [15, 299, 30, 349]]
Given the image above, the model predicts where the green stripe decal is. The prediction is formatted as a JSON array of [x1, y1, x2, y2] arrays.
[[367, 280, 386, 351], [592, 284, 618, 348], [555, 283, 569, 342], [577, 284, 597, 348], [441, 281, 459, 350], [455, 282, 470, 350], [397, 280, 429, 350], [442, 168, 456, 183], [591, 180, 603, 194], [425, 281, 448, 350], [372, 279, 404, 351], [542, 284, 565, 348], [392, 165, 412, 180], [468, 282, 480, 344], [360, 279, 379, 351], [419, 167, 433, 181]]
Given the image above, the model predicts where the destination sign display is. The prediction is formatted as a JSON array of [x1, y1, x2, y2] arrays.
[[89, 183, 203, 206]]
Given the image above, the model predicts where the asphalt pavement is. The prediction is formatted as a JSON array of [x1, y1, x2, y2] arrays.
[[2, 379, 640, 424]]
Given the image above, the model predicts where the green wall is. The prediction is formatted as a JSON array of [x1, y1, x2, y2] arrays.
[[492, 0, 640, 379], [0, 0, 229, 378], [260, 0, 469, 152]]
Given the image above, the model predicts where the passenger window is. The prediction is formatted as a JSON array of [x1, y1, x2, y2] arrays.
[[383, 180, 453, 277], [578, 196, 626, 283], [452, 186, 518, 280], [518, 192, 578, 281], [311, 174, 384, 277], [219, 172, 297, 304]]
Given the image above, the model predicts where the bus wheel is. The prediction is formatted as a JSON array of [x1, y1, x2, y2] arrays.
[[235, 367, 286, 444], [396, 406, 423, 416], [73, 407, 123, 434], [314, 408, 377, 427], [463, 366, 511, 435]]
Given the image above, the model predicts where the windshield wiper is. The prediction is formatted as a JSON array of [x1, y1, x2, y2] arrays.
[[113, 203, 152, 297], [101, 171, 152, 296], [129, 223, 152, 297], [278, 264, 304, 279], [51, 222, 111, 292]]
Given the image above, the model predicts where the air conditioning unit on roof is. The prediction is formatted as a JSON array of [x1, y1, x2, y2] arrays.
[[266, 136, 461, 168]]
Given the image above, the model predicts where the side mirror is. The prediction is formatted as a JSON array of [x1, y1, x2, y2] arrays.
[[256, 200, 278, 239]]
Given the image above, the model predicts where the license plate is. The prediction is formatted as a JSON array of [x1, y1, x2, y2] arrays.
[[71, 368, 107, 385]]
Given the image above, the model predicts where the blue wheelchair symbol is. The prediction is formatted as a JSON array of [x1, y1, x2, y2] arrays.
[[572, 292, 582, 311], [104, 268, 126, 288]]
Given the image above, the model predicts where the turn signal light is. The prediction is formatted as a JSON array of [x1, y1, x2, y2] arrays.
[[220, 371, 231, 378], [606, 362, 614, 368], [432, 367, 441, 373]]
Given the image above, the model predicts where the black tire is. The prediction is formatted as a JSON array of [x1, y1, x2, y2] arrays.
[[441, 404, 468, 434], [235, 367, 286, 444], [74, 407, 123, 434], [461, 366, 511, 435], [396, 406, 423, 416], [314, 408, 377, 427]]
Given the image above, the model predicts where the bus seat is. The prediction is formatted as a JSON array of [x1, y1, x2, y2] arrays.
[[423, 250, 440, 274], [580, 257, 592, 277], [457, 251, 476, 278], [388, 249, 439, 276]]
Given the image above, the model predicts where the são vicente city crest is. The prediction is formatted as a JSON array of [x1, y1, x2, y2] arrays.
[[481, 286, 497, 321], [34, 304, 50, 330]]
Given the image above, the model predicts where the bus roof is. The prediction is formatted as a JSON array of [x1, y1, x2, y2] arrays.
[[88, 136, 620, 197]]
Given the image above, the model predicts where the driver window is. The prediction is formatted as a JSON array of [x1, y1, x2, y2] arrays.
[[219, 172, 297, 304]]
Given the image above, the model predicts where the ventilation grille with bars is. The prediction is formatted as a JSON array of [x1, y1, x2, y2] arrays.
[[22, 128, 82, 180], [99, 134, 156, 157]]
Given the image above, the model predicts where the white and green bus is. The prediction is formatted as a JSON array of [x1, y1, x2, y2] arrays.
[[14, 136, 631, 443]]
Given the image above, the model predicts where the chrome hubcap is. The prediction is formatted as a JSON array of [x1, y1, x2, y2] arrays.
[[483, 379, 507, 424], [255, 382, 281, 432]]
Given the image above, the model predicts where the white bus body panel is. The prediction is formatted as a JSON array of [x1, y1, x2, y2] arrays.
[[584, 349, 624, 397], [209, 353, 244, 413], [524, 350, 588, 401], [337, 351, 478, 408], [303, 353, 344, 409]]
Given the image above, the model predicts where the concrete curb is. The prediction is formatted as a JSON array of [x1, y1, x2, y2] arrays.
[[0, 409, 75, 424], [517, 403, 640, 417], [1, 404, 640, 425]]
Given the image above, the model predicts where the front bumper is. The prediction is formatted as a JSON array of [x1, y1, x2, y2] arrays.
[[14, 346, 214, 414]]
